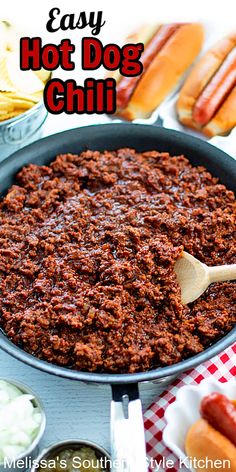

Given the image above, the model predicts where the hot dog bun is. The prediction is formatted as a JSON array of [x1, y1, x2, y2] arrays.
[[185, 418, 236, 472], [177, 33, 236, 136], [203, 86, 236, 137], [113, 23, 204, 120]]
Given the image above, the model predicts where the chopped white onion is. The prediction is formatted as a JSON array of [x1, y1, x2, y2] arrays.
[[0, 381, 43, 461]]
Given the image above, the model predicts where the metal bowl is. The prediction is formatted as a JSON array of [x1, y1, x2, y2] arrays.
[[0, 378, 46, 472], [0, 100, 47, 163], [31, 439, 111, 471]]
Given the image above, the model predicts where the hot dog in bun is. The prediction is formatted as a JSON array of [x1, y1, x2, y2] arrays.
[[112, 23, 204, 120], [177, 33, 236, 136], [185, 392, 236, 472]]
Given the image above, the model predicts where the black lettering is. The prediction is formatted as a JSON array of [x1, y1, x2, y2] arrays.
[[46, 7, 61, 33], [75, 12, 88, 30], [89, 11, 105, 36]]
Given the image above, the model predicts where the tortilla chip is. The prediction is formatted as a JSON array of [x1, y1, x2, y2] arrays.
[[35, 69, 51, 84], [0, 54, 16, 91], [11, 99, 34, 110], [0, 96, 14, 112], [3, 91, 40, 103], [0, 22, 47, 122], [7, 52, 44, 94], [0, 111, 19, 121]]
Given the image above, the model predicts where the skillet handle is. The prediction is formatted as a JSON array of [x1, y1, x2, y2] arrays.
[[111, 383, 148, 472]]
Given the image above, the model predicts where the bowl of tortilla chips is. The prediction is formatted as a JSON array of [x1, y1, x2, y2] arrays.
[[0, 20, 50, 161]]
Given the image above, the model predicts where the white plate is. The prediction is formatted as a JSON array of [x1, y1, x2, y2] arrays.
[[163, 379, 236, 471]]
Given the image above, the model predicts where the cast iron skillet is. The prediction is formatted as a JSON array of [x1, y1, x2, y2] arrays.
[[0, 124, 235, 471]]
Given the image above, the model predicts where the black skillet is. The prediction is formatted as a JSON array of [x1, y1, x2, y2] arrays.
[[0, 124, 235, 471]]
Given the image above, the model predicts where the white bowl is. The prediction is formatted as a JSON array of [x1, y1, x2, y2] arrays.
[[163, 379, 236, 471], [0, 378, 46, 472]]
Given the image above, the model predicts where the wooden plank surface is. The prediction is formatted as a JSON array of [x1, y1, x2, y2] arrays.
[[0, 349, 168, 454]]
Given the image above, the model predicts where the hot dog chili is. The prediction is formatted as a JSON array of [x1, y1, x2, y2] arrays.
[[193, 46, 236, 126], [0, 149, 235, 373], [200, 393, 236, 446], [116, 24, 181, 109]]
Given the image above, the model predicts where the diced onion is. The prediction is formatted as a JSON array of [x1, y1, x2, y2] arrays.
[[0, 380, 42, 462]]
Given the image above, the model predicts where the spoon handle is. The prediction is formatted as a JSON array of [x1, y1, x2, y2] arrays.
[[208, 264, 236, 283]]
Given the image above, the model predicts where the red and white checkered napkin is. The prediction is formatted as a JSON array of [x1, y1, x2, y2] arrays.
[[144, 343, 236, 472]]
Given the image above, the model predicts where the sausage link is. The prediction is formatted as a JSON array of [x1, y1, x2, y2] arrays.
[[200, 392, 236, 446], [116, 23, 181, 109], [193, 47, 236, 126]]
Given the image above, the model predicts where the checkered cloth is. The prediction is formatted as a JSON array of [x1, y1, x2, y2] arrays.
[[144, 343, 236, 472]]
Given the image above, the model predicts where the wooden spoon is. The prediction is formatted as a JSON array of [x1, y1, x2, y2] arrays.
[[174, 251, 236, 304]]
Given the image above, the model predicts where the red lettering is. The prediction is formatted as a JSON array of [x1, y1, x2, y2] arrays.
[[86, 79, 95, 112], [59, 40, 75, 70], [103, 44, 121, 70], [20, 38, 41, 69], [82, 38, 102, 69], [20, 37, 75, 71], [81, 38, 144, 76], [97, 81, 104, 113], [43, 78, 116, 115], [106, 79, 116, 113], [42, 45, 60, 69], [44, 79, 64, 113], [66, 80, 84, 112], [121, 44, 144, 76]]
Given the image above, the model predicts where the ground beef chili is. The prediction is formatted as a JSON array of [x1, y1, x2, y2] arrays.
[[0, 149, 235, 373]]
